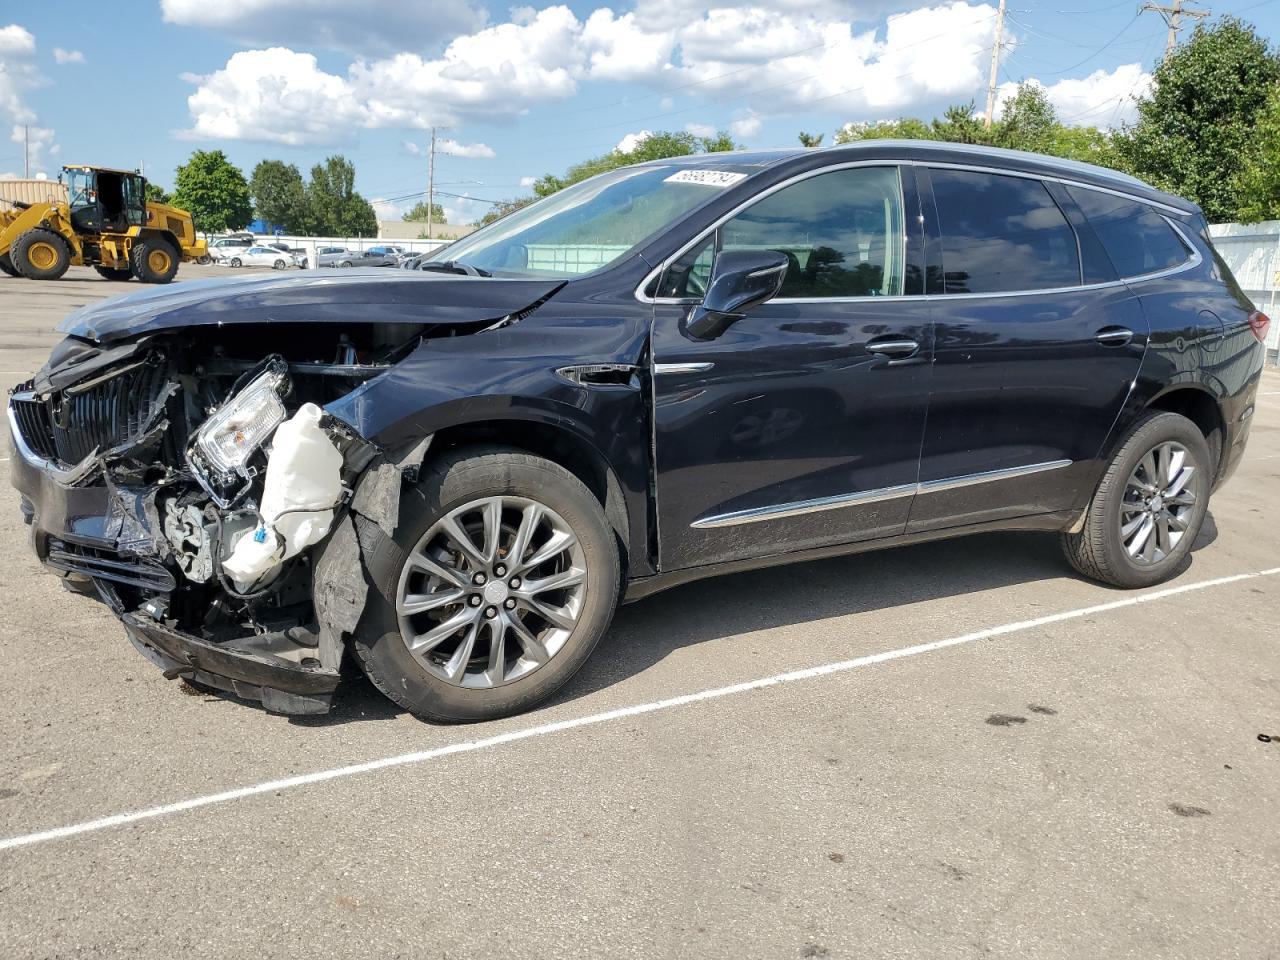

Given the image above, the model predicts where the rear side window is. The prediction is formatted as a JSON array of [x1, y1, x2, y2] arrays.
[[1066, 187, 1191, 278], [929, 169, 1081, 294]]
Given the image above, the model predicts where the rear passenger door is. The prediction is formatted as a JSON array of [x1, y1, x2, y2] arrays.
[[909, 166, 1149, 532]]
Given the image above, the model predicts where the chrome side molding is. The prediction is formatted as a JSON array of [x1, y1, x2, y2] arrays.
[[690, 459, 1073, 529], [654, 362, 715, 375]]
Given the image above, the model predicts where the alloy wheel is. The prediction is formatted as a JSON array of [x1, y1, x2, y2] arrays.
[[1120, 440, 1197, 565], [396, 496, 587, 688]]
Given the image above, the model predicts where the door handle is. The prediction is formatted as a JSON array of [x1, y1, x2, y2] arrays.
[[1095, 326, 1134, 346], [866, 337, 920, 358]]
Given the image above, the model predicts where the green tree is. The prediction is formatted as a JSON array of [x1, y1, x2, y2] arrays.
[[249, 160, 307, 233], [172, 150, 253, 233], [532, 129, 741, 198], [1113, 17, 1280, 222], [403, 200, 446, 223], [798, 132, 824, 148], [1237, 85, 1280, 222], [305, 155, 378, 236], [993, 84, 1057, 153], [144, 183, 172, 205]]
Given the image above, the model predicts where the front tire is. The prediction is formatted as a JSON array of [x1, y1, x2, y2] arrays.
[[0, 253, 18, 277], [352, 447, 621, 722], [131, 237, 180, 283], [94, 266, 133, 281], [1061, 411, 1211, 588], [229, 257, 242, 268], [12, 228, 71, 280]]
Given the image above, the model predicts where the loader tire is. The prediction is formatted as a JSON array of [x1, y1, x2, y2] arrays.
[[12, 229, 71, 280], [0, 254, 17, 277], [94, 266, 133, 281], [131, 237, 180, 284]]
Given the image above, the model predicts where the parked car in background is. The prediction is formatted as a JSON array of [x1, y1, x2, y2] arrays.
[[7, 142, 1267, 724], [336, 245, 401, 268], [206, 237, 253, 263], [315, 246, 351, 268], [221, 246, 296, 269], [265, 242, 308, 268]]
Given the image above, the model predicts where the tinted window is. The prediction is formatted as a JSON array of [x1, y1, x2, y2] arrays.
[[930, 169, 1081, 294], [1066, 187, 1191, 278], [722, 166, 906, 298]]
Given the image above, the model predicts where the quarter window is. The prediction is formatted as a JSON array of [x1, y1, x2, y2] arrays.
[[1066, 187, 1191, 278], [929, 169, 1081, 294]]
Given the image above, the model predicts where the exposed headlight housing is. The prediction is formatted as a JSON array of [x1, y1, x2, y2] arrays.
[[189, 356, 289, 506]]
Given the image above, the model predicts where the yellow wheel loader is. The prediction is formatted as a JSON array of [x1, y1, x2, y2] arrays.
[[0, 166, 206, 283]]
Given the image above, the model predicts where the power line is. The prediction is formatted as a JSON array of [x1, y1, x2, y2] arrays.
[[1140, 0, 1210, 57]]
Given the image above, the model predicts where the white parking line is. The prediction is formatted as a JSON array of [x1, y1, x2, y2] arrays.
[[1, 566, 1276, 854]]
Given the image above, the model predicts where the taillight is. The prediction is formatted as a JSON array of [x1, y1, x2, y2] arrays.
[[1248, 311, 1270, 343]]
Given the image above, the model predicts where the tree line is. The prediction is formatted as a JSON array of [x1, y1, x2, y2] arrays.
[[832, 16, 1279, 225]]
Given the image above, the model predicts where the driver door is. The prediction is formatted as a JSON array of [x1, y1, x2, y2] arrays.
[[650, 164, 933, 570]]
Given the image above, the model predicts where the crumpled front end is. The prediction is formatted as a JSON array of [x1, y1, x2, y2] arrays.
[[7, 323, 421, 715]]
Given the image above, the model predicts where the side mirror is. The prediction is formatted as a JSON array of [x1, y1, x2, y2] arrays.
[[685, 249, 789, 341]]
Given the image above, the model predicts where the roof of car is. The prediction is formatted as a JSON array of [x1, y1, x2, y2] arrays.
[[640, 140, 1196, 214]]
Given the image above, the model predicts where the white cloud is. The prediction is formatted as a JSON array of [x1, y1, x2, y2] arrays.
[[0, 23, 41, 124], [684, 122, 716, 137], [519, 175, 537, 188], [53, 47, 84, 65], [159, 0, 483, 56], [729, 112, 763, 139], [439, 137, 496, 159], [180, 47, 365, 145], [616, 130, 652, 152], [1003, 64, 1151, 129], [403, 140, 422, 156], [580, 9, 674, 83]]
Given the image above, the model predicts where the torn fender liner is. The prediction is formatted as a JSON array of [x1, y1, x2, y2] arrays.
[[57, 270, 565, 342], [311, 514, 366, 674]]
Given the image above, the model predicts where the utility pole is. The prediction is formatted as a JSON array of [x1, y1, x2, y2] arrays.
[[983, 0, 1007, 130], [1141, 0, 1209, 59], [23, 124, 29, 178], [426, 127, 436, 241]]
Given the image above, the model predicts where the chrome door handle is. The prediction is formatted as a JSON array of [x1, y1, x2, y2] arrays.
[[1095, 326, 1134, 346], [866, 337, 919, 358]]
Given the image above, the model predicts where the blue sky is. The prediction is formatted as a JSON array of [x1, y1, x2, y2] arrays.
[[2, 0, 1276, 224]]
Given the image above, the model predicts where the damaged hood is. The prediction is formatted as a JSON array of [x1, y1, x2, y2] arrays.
[[57, 269, 566, 342]]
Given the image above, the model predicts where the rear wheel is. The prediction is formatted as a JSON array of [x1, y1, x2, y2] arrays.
[[352, 447, 620, 722], [273, 259, 287, 270], [12, 228, 71, 280], [131, 237, 180, 283], [1061, 411, 1211, 588], [0, 253, 17, 277], [93, 266, 133, 281]]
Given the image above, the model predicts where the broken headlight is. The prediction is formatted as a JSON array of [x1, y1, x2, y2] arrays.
[[188, 356, 290, 507]]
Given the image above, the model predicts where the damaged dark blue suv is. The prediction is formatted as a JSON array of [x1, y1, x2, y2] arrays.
[[8, 142, 1268, 721]]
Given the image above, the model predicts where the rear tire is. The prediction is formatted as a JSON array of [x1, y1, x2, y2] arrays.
[[131, 237, 180, 284], [352, 447, 621, 723], [1061, 411, 1211, 588], [94, 266, 133, 281], [273, 259, 286, 270], [12, 228, 71, 280], [0, 253, 17, 277]]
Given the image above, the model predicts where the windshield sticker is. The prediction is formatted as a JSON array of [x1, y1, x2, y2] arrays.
[[664, 170, 748, 187]]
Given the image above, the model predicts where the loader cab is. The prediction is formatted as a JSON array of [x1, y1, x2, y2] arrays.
[[65, 167, 146, 234]]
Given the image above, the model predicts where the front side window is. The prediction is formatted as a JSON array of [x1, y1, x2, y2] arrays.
[[1066, 187, 1191, 279], [930, 169, 1081, 294], [656, 166, 907, 299]]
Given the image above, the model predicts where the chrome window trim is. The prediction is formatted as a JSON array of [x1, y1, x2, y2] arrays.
[[636, 159, 1202, 307], [689, 459, 1073, 529]]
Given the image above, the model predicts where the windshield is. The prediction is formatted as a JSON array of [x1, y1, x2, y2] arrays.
[[438, 165, 750, 278], [66, 170, 94, 211]]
